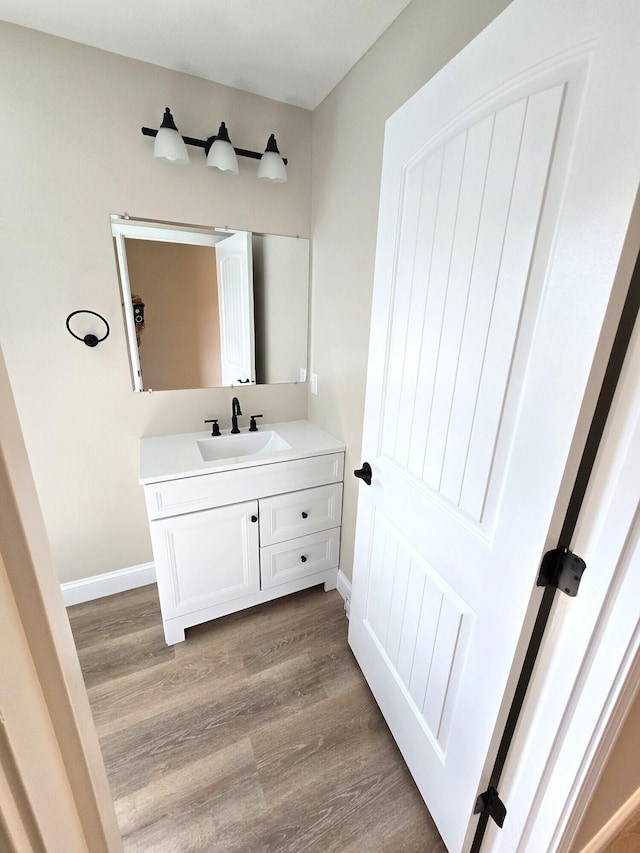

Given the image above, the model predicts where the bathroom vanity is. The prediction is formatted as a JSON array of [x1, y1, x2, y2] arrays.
[[139, 420, 345, 644]]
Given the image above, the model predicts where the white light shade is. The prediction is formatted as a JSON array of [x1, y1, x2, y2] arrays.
[[206, 123, 239, 173], [257, 134, 287, 182], [207, 139, 239, 172], [154, 128, 189, 163], [153, 108, 189, 164]]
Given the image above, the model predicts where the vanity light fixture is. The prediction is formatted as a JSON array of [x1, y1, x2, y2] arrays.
[[257, 134, 287, 183], [152, 108, 190, 164], [206, 122, 239, 174], [142, 108, 288, 181]]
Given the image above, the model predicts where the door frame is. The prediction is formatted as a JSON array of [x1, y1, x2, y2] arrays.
[[0, 347, 122, 851], [484, 209, 640, 852]]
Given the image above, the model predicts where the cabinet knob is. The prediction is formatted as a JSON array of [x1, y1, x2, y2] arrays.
[[300, 555, 307, 563], [301, 511, 308, 519], [250, 515, 258, 523]]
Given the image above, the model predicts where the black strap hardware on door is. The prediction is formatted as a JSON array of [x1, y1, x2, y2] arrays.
[[537, 547, 586, 596], [473, 786, 507, 829], [354, 462, 372, 485]]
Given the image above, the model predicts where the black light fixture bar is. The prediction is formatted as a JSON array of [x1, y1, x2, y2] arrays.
[[141, 126, 288, 164]]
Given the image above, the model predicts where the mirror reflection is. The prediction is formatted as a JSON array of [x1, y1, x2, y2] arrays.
[[111, 215, 309, 391]]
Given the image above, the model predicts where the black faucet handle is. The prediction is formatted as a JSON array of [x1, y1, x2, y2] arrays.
[[249, 415, 263, 432], [204, 419, 220, 436]]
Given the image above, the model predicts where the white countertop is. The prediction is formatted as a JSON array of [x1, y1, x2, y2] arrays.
[[139, 420, 345, 484]]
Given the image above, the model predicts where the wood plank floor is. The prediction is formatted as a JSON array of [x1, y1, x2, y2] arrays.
[[68, 584, 446, 853]]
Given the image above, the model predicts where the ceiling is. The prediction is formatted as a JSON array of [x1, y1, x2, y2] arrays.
[[0, 0, 413, 109]]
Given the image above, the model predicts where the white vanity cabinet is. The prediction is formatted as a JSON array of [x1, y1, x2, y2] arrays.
[[140, 423, 345, 645]]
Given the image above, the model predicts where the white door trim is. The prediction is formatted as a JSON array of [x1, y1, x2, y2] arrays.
[[0, 347, 122, 850], [486, 230, 640, 852]]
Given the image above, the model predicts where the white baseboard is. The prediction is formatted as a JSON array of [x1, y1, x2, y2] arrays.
[[336, 570, 352, 617], [578, 786, 640, 853], [61, 563, 156, 607], [62, 563, 348, 610], [336, 569, 352, 601]]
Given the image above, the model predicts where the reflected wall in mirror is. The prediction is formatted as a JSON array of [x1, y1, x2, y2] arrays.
[[111, 215, 309, 391]]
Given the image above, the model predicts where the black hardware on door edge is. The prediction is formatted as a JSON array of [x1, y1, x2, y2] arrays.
[[470, 248, 640, 852], [471, 548, 586, 846], [473, 787, 507, 829], [537, 547, 586, 596], [354, 462, 372, 486]]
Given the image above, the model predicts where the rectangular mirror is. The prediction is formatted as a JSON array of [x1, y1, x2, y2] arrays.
[[111, 215, 309, 391]]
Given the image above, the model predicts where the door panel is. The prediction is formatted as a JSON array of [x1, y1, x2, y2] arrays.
[[381, 81, 566, 536], [359, 506, 473, 758], [215, 230, 256, 385], [349, 2, 640, 851]]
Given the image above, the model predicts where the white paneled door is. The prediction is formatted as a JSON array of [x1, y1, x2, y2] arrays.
[[349, 1, 640, 851], [216, 230, 256, 385]]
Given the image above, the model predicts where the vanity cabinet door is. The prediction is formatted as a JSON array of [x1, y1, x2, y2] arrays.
[[150, 500, 260, 619]]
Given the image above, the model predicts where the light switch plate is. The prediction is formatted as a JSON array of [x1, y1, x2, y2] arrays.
[[311, 373, 318, 395], [299, 368, 307, 382]]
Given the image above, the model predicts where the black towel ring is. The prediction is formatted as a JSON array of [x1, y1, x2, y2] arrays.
[[66, 310, 110, 347]]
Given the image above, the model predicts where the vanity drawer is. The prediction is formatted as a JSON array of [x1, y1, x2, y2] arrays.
[[259, 483, 343, 546], [144, 452, 344, 520], [260, 528, 340, 589]]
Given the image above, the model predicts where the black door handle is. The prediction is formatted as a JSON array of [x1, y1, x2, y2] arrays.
[[354, 462, 372, 486]]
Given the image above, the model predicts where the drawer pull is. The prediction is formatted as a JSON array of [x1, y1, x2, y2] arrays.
[[301, 511, 309, 519], [250, 515, 258, 523], [300, 555, 307, 563]]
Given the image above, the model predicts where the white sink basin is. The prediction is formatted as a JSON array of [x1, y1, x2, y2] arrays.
[[197, 430, 291, 462], [140, 421, 347, 483]]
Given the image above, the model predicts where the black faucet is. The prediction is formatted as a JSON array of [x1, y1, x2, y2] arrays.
[[231, 397, 242, 434]]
